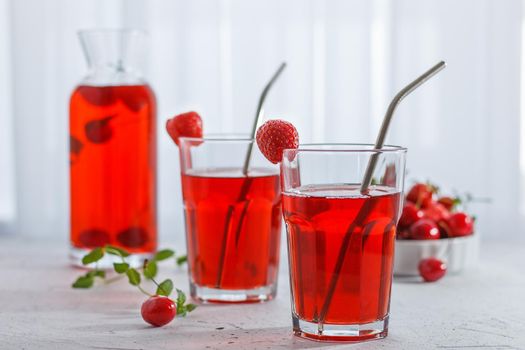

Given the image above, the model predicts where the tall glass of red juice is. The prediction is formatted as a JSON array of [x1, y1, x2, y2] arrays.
[[281, 144, 406, 341], [69, 30, 156, 267], [178, 136, 282, 302]]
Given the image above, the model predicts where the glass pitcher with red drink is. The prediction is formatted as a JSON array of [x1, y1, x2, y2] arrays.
[[69, 29, 156, 267]]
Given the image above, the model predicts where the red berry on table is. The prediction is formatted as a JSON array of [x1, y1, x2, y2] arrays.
[[418, 258, 447, 282], [447, 212, 474, 237], [409, 219, 440, 240], [399, 202, 424, 228], [256, 119, 299, 164], [423, 201, 450, 222], [141, 296, 177, 327], [406, 183, 433, 208], [166, 111, 203, 146]]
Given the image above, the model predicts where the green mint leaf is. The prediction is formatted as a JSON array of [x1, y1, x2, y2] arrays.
[[113, 262, 129, 274], [176, 288, 186, 306], [153, 249, 174, 262], [72, 275, 94, 288], [126, 268, 141, 286], [143, 261, 158, 279], [93, 270, 105, 278], [81, 247, 104, 265], [156, 279, 173, 296], [176, 255, 187, 266], [174, 289, 192, 316], [186, 303, 197, 312], [105, 245, 130, 257]]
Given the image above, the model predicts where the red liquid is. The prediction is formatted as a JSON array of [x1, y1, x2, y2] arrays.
[[283, 184, 400, 326], [69, 85, 157, 253], [181, 169, 281, 291]]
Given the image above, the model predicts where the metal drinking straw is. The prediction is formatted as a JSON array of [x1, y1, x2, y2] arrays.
[[215, 62, 286, 288], [318, 61, 447, 327], [242, 62, 287, 175], [360, 61, 446, 193]]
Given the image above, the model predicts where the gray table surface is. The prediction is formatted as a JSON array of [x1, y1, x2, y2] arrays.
[[0, 235, 524, 350]]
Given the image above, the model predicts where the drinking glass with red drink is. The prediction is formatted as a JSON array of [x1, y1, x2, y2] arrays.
[[69, 30, 157, 267], [178, 136, 282, 302], [281, 144, 406, 341]]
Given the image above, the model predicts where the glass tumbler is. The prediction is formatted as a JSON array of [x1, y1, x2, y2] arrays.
[[281, 144, 406, 341], [178, 136, 282, 303]]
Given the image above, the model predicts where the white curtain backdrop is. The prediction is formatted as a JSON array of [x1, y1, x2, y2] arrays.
[[0, 0, 523, 243]]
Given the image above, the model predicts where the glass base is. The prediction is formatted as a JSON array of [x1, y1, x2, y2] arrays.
[[69, 246, 152, 269], [292, 314, 388, 342], [190, 283, 276, 303]]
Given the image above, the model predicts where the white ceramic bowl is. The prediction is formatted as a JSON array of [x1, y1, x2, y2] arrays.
[[393, 234, 479, 276]]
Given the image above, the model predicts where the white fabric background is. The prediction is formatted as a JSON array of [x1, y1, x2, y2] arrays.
[[0, 0, 523, 243]]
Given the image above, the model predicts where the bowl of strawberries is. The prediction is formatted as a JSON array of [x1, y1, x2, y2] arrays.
[[394, 182, 479, 276]]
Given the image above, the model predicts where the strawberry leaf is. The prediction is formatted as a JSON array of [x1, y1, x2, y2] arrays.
[[126, 268, 141, 286], [156, 279, 173, 296], [153, 249, 174, 262], [81, 247, 104, 265], [113, 262, 129, 274]]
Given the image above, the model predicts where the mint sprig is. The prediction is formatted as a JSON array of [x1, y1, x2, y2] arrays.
[[176, 255, 187, 266], [156, 279, 173, 296], [71, 245, 195, 317], [175, 288, 197, 317]]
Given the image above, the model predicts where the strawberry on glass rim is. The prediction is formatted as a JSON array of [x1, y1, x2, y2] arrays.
[[166, 111, 203, 146], [418, 258, 447, 282], [397, 181, 476, 240], [256, 119, 299, 164]]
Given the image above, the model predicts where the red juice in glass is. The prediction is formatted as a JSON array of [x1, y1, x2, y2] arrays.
[[69, 85, 157, 258], [283, 184, 400, 340], [181, 168, 281, 298]]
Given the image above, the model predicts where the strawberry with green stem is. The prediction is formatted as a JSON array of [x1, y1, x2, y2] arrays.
[[72, 245, 196, 327]]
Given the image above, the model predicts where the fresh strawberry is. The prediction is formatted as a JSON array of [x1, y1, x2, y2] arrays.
[[437, 196, 458, 211], [406, 183, 434, 208], [409, 219, 440, 240], [422, 201, 450, 222], [447, 212, 474, 237], [166, 111, 203, 146], [256, 119, 299, 164], [399, 202, 424, 228]]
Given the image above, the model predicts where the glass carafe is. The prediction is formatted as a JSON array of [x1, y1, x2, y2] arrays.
[[69, 29, 157, 267]]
